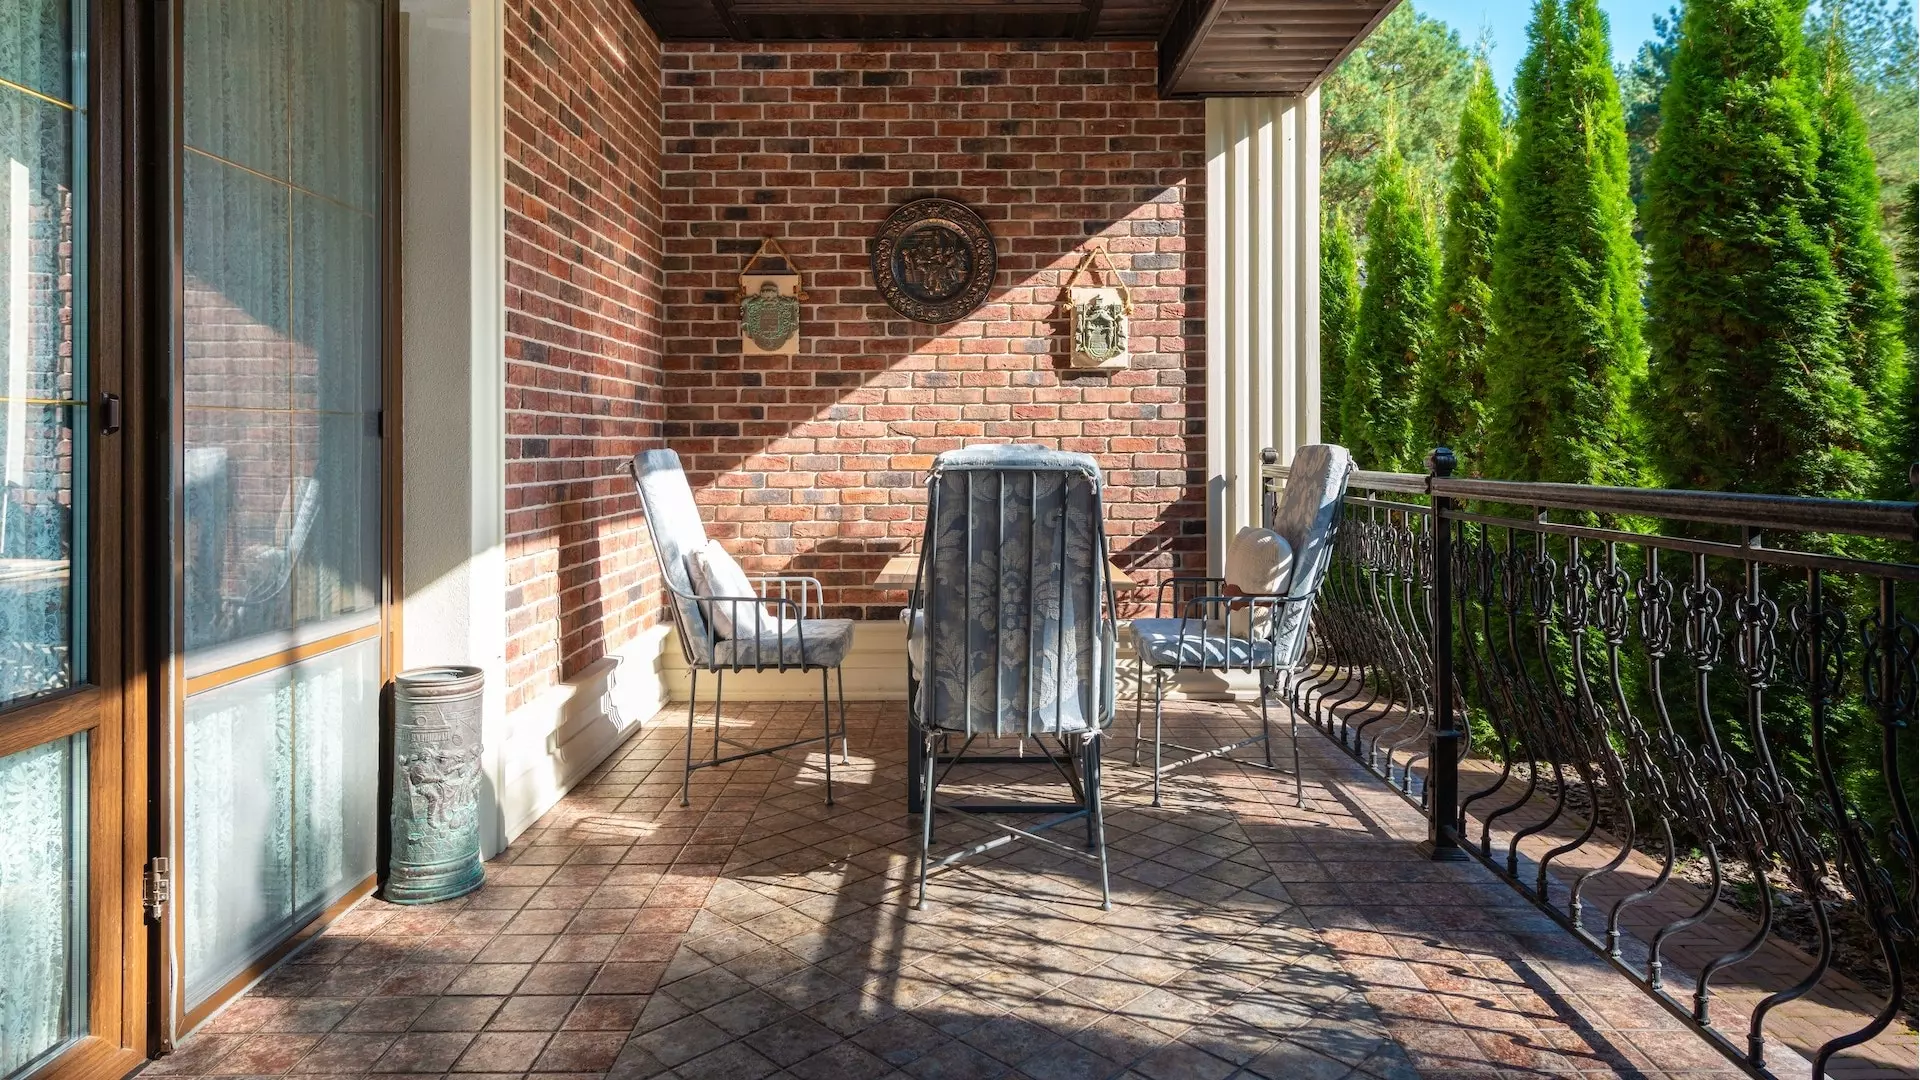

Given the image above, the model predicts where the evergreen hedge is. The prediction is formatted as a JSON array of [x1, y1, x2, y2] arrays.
[[1344, 146, 1439, 472], [1483, 0, 1645, 486]]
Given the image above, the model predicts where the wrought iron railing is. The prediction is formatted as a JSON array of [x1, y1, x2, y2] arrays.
[[1261, 446, 1918, 1079]]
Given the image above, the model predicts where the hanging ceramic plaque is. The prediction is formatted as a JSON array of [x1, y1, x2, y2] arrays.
[[739, 237, 805, 356], [1058, 243, 1132, 369]]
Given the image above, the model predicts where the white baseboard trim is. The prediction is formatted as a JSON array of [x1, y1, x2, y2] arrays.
[[493, 624, 672, 848]]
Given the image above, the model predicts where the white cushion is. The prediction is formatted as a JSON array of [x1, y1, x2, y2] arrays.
[[1218, 527, 1294, 639], [685, 540, 770, 639]]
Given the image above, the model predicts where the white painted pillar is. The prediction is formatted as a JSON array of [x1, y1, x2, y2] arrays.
[[398, 0, 511, 856], [1204, 93, 1320, 574]]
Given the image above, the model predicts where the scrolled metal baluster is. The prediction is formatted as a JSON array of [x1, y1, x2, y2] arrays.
[[1536, 538, 1614, 915], [1697, 560, 1794, 1030], [1604, 543, 1681, 959], [1562, 542, 1642, 934], [1746, 586, 1844, 1067], [1814, 581, 1917, 1076], [1509, 533, 1576, 891], [1380, 512, 1437, 790], [1460, 524, 1519, 835], [1484, 535, 1551, 862], [1649, 554, 1730, 994]]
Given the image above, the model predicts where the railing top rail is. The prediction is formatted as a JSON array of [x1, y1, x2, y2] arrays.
[[1262, 459, 1919, 542]]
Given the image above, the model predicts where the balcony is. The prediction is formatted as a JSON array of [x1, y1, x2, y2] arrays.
[[143, 455, 1915, 1080]]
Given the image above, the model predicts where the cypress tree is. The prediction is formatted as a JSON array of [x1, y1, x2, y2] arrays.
[[1875, 182, 1918, 496], [1415, 60, 1505, 470], [1343, 146, 1438, 472], [1483, 0, 1644, 485], [1321, 210, 1361, 445], [1641, 0, 1870, 497], [1811, 29, 1908, 491]]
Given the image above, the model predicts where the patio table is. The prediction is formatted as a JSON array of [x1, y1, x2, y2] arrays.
[[874, 553, 1136, 589]]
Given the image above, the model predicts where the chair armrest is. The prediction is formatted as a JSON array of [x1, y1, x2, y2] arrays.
[[1152, 575, 1228, 618], [750, 574, 824, 620], [665, 581, 816, 671]]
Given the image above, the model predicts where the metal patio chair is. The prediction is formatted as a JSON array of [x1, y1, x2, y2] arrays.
[[632, 448, 852, 807], [905, 445, 1120, 909], [1129, 443, 1353, 807]]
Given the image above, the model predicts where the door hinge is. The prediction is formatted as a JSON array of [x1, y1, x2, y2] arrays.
[[143, 857, 171, 922]]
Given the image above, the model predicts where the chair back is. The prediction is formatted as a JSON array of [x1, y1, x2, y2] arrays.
[[1267, 443, 1355, 666], [633, 449, 713, 649], [915, 445, 1115, 737]]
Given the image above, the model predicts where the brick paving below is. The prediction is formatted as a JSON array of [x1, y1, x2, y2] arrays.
[[145, 698, 1912, 1080]]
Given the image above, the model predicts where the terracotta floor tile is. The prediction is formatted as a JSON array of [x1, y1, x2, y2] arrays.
[[162, 701, 1911, 1080]]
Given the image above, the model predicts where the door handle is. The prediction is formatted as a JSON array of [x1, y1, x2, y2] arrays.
[[100, 392, 122, 435]]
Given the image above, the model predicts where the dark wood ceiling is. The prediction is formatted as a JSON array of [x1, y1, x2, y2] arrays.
[[630, 0, 1396, 96]]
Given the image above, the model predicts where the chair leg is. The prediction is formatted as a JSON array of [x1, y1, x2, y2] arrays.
[[682, 668, 699, 807], [916, 733, 939, 909], [712, 667, 724, 764], [1081, 735, 1096, 850], [1133, 655, 1145, 766], [906, 672, 924, 814], [1087, 733, 1111, 911], [1151, 669, 1165, 808], [821, 668, 835, 807], [1291, 680, 1305, 808], [1260, 675, 1273, 768], [836, 666, 851, 764]]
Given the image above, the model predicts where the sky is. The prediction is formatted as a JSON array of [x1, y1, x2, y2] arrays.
[[1414, 0, 1673, 90]]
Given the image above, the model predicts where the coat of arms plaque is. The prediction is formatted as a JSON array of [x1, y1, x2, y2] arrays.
[[1058, 242, 1133, 369], [870, 197, 997, 324], [739, 237, 805, 356]]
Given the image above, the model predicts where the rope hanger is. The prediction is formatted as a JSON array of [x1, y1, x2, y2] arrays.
[[1056, 240, 1134, 318]]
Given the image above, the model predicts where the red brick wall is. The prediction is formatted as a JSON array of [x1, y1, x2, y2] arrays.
[[659, 41, 1207, 619], [503, 0, 665, 711]]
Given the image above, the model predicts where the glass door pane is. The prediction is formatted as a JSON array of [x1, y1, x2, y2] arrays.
[[0, 734, 87, 1078], [0, 0, 86, 709], [175, 0, 385, 1018]]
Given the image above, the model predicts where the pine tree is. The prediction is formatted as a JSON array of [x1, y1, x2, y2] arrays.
[[1321, 210, 1361, 445], [1483, 0, 1645, 485], [1811, 28, 1906, 472], [1641, 0, 1871, 496], [1343, 146, 1438, 472], [1414, 61, 1504, 470]]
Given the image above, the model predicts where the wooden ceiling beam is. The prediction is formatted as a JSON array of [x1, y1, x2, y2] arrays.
[[1157, 0, 1230, 96]]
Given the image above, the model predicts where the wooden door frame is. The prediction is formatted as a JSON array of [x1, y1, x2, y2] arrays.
[[0, 0, 153, 1075], [146, 0, 403, 1040]]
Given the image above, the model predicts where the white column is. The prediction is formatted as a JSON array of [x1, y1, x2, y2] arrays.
[[1204, 93, 1320, 574], [399, 0, 511, 855]]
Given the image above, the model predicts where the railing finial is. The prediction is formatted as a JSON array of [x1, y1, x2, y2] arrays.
[[1426, 445, 1456, 479], [1261, 446, 1278, 465]]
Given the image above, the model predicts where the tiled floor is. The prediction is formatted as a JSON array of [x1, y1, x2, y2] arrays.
[[148, 698, 1881, 1080]]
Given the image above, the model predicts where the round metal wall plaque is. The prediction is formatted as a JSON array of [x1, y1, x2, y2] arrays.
[[870, 198, 997, 324]]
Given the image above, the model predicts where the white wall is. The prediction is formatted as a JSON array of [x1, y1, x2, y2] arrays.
[[397, 0, 512, 855], [1205, 94, 1321, 575]]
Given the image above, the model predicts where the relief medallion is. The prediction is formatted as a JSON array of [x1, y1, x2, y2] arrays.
[[870, 197, 997, 324]]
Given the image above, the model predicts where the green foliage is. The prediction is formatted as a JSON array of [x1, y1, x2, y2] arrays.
[[1321, 5, 1476, 251], [1811, 30, 1909, 488], [1808, 0, 1919, 236], [1344, 147, 1438, 472], [1415, 61, 1505, 471], [1875, 182, 1918, 496], [1321, 209, 1362, 445], [1484, 0, 1646, 486], [1641, 0, 1872, 497], [1619, 6, 1682, 234]]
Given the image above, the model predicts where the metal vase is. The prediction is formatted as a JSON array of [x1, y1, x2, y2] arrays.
[[385, 665, 486, 904]]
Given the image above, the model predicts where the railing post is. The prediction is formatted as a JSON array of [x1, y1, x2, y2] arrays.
[[1420, 446, 1468, 861]]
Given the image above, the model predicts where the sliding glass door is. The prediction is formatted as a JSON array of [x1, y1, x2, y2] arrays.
[[165, 0, 391, 1028], [0, 0, 144, 1077]]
